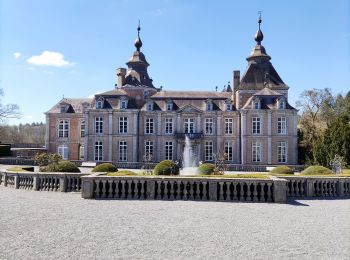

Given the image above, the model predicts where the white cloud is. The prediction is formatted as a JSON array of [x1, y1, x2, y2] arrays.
[[151, 8, 167, 16], [27, 51, 74, 67], [14, 52, 21, 59], [88, 91, 103, 98]]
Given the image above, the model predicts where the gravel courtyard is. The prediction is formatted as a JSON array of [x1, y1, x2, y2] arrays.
[[0, 186, 349, 260]]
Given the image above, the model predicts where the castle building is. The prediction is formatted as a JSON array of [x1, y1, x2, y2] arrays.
[[45, 18, 298, 166]]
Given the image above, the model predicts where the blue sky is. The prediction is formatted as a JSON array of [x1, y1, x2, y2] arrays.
[[1, 0, 349, 125]]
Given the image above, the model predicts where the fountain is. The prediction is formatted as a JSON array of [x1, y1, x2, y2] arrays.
[[180, 135, 199, 175]]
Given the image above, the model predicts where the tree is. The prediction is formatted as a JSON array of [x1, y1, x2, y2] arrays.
[[0, 88, 21, 122]]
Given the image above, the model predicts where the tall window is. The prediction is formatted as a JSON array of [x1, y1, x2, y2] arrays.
[[95, 117, 103, 134], [145, 141, 153, 158], [58, 120, 69, 138], [165, 118, 173, 134], [165, 141, 173, 160], [79, 145, 84, 160], [225, 118, 233, 134], [94, 141, 103, 161], [119, 141, 127, 162], [58, 144, 69, 160], [224, 141, 233, 161], [205, 118, 214, 134], [184, 118, 195, 133], [119, 117, 128, 134], [277, 141, 287, 163], [252, 117, 261, 134], [277, 117, 287, 134], [252, 142, 261, 162], [80, 120, 85, 138], [145, 118, 154, 134], [205, 141, 213, 161]]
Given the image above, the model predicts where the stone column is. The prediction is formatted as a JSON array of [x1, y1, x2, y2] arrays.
[[197, 114, 201, 133], [81, 177, 94, 199], [177, 115, 181, 132], [45, 115, 50, 150], [240, 111, 247, 164], [108, 112, 113, 162], [60, 175, 67, 192], [267, 111, 272, 164], [273, 178, 287, 203], [14, 175, 19, 189], [208, 181, 218, 201]]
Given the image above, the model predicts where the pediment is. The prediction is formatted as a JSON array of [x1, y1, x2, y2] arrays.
[[178, 104, 202, 114]]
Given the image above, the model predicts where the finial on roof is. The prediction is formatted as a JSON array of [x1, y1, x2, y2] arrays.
[[254, 11, 264, 45], [134, 20, 143, 51]]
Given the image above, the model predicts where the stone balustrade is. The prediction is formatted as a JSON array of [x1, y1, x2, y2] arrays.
[[0, 170, 86, 192], [81, 175, 287, 203], [283, 176, 350, 198]]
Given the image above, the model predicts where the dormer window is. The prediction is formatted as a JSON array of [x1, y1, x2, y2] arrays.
[[96, 100, 103, 109], [60, 105, 67, 113], [166, 100, 173, 111], [144, 90, 149, 99], [206, 100, 213, 111], [278, 99, 286, 109], [121, 100, 127, 109], [147, 101, 153, 111], [252, 99, 260, 109], [225, 100, 232, 111]]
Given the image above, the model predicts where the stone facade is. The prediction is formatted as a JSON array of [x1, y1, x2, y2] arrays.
[[45, 20, 298, 166]]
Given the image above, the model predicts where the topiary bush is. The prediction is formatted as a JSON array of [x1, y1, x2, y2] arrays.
[[270, 166, 294, 175], [40, 161, 80, 173], [198, 163, 215, 175], [302, 165, 332, 175], [92, 163, 118, 173], [153, 160, 179, 175], [107, 170, 138, 176]]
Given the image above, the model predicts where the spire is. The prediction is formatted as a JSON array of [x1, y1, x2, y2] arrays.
[[254, 12, 264, 45], [134, 20, 143, 51]]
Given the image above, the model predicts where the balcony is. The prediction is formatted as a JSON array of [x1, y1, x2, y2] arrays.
[[175, 132, 203, 140]]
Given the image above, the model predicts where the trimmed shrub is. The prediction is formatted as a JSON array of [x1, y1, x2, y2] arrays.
[[92, 163, 118, 173], [107, 170, 138, 176], [302, 165, 332, 175], [270, 166, 294, 175], [153, 160, 179, 175], [40, 161, 80, 173], [198, 163, 215, 175]]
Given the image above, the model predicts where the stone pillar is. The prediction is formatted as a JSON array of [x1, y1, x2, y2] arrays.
[[208, 181, 218, 201], [108, 112, 113, 162], [197, 114, 201, 133], [14, 175, 19, 189], [177, 115, 181, 132], [306, 179, 314, 197], [267, 111, 272, 164], [240, 111, 247, 164], [3, 172, 8, 187], [146, 180, 155, 199], [33, 175, 40, 191], [60, 175, 67, 192], [338, 179, 344, 197], [81, 177, 94, 199], [273, 178, 287, 203]]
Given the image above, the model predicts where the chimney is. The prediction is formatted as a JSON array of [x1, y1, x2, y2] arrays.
[[232, 70, 240, 106], [116, 68, 126, 88]]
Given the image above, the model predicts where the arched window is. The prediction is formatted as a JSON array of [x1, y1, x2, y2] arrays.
[[252, 98, 260, 109], [96, 100, 103, 109]]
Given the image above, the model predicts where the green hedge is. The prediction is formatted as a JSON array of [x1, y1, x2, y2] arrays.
[[302, 165, 332, 175], [40, 161, 80, 173], [92, 163, 118, 173], [153, 160, 179, 175], [107, 170, 138, 176], [270, 166, 294, 175], [198, 163, 215, 175]]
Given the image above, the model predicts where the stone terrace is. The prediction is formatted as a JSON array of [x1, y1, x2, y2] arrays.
[[0, 186, 349, 259]]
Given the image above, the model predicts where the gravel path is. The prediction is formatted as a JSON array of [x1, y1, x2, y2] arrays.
[[0, 186, 349, 260]]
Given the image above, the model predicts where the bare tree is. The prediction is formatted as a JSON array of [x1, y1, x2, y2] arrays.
[[0, 88, 21, 122]]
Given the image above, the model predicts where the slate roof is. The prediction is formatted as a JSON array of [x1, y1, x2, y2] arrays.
[[46, 98, 93, 114], [151, 91, 231, 100]]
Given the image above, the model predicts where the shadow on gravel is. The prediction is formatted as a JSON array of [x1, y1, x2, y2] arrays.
[[287, 200, 310, 206]]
